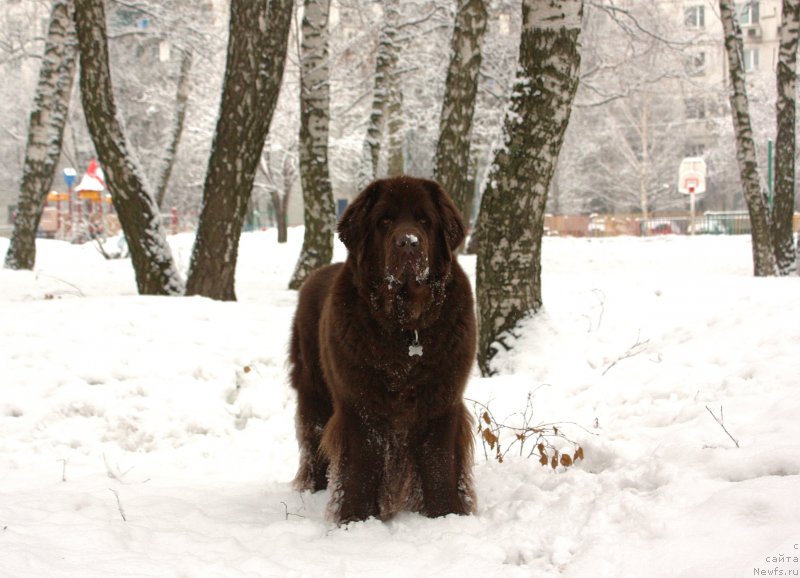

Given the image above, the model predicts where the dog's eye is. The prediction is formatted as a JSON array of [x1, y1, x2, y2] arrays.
[[380, 216, 392, 227], [417, 216, 429, 226]]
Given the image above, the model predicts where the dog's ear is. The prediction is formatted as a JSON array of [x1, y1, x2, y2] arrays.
[[338, 180, 382, 252], [425, 180, 466, 256]]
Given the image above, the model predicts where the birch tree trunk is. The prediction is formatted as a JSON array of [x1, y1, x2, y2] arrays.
[[289, 0, 336, 290], [73, 0, 183, 295], [356, 0, 400, 188], [185, 0, 294, 300], [772, 0, 799, 275], [433, 0, 488, 222], [719, 0, 777, 277], [639, 100, 651, 224], [475, 0, 583, 376], [4, 0, 77, 271], [154, 49, 193, 211], [258, 150, 294, 245], [385, 72, 405, 176], [271, 189, 290, 244]]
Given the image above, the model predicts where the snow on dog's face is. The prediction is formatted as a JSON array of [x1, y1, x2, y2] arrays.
[[377, 200, 432, 290], [337, 176, 465, 327]]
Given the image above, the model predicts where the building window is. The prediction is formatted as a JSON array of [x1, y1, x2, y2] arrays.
[[685, 143, 706, 157], [743, 48, 759, 71], [685, 98, 707, 120], [738, 1, 760, 25], [684, 5, 705, 29], [685, 51, 706, 76]]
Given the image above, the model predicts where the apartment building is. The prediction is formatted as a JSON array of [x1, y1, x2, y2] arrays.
[[678, 0, 783, 156]]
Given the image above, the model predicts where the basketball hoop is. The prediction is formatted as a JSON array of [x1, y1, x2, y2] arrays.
[[678, 157, 707, 237], [678, 157, 707, 195]]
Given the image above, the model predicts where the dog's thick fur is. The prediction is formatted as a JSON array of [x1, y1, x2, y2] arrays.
[[289, 176, 477, 523]]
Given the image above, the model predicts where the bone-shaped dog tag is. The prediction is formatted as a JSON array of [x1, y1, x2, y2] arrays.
[[408, 330, 423, 357]]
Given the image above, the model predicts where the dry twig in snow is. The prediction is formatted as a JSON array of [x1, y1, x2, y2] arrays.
[[108, 488, 127, 522], [705, 405, 740, 448], [602, 332, 650, 376]]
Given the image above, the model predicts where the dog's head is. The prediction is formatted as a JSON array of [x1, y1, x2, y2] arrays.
[[338, 176, 465, 327]]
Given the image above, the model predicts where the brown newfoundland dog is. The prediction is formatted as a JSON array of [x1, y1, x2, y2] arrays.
[[289, 176, 477, 524]]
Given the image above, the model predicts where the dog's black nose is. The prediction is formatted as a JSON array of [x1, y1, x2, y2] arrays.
[[395, 233, 420, 253]]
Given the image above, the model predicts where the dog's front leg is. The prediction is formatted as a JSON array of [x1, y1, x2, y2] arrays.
[[416, 404, 475, 517], [323, 407, 383, 524]]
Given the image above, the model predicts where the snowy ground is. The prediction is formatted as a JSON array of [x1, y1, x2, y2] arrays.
[[1, 230, 799, 578]]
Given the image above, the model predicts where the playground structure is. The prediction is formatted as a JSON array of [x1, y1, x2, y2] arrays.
[[39, 188, 120, 242], [34, 161, 187, 243], [38, 193, 184, 243], [38, 161, 119, 243]]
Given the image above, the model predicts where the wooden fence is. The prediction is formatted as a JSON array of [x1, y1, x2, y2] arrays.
[[544, 212, 800, 237]]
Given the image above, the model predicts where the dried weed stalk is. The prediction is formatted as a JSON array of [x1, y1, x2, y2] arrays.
[[467, 393, 588, 470]]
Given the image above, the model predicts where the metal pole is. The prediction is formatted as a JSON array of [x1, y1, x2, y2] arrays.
[[768, 138, 773, 211], [68, 185, 74, 241], [63, 168, 76, 242]]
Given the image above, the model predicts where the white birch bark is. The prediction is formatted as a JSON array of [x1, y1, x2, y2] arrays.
[[74, 0, 184, 296], [4, 0, 77, 271], [385, 71, 404, 176], [475, 0, 583, 375], [433, 0, 488, 221], [154, 49, 193, 211], [718, 0, 777, 277], [772, 0, 800, 275], [289, 0, 336, 289], [356, 0, 400, 188]]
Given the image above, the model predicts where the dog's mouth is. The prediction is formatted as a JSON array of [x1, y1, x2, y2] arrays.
[[385, 254, 430, 290]]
